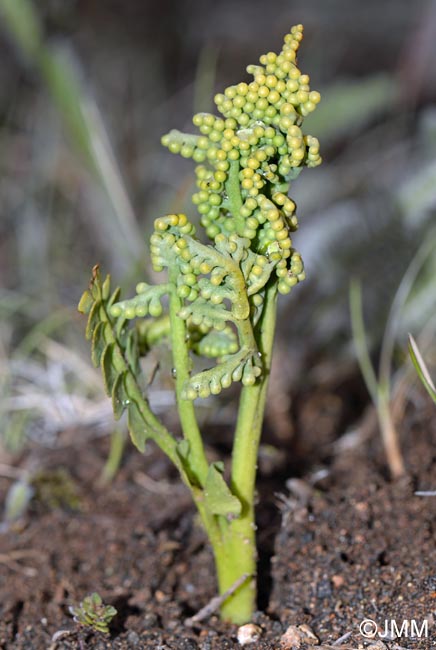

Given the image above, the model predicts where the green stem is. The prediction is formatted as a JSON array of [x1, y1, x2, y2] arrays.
[[214, 283, 279, 623], [226, 160, 244, 235], [168, 268, 209, 486], [99, 427, 126, 485]]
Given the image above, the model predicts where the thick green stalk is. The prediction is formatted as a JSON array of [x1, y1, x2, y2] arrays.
[[168, 268, 209, 486], [226, 160, 244, 236], [215, 283, 279, 623]]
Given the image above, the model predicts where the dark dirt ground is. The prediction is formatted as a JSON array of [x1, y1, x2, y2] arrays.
[[1, 381, 435, 650]]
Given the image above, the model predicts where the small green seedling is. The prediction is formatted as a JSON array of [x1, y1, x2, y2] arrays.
[[408, 334, 436, 405], [79, 25, 321, 624], [69, 592, 117, 635]]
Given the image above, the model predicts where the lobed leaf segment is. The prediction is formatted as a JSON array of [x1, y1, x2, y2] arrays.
[[79, 267, 180, 459]]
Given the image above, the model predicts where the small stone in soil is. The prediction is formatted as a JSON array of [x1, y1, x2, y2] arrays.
[[179, 639, 198, 650], [316, 578, 332, 599], [127, 630, 140, 645], [237, 623, 262, 645], [143, 612, 158, 628], [331, 574, 344, 588], [280, 624, 319, 649], [280, 625, 302, 649], [298, 623, 318, 643]]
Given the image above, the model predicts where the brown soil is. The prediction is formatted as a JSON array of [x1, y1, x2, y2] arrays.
[[0, 393, 435, 649], [270, 405, 436, 649]]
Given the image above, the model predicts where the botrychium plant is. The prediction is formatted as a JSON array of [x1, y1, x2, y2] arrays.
[[69, 592, 117, 635], [79, 25, 321, 624]]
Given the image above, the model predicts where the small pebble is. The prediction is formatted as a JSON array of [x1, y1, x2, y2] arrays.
[[237, 623, 262, 645], [331, 574, 344, 588], [180, 639, 198, 650], [316, 578, 332, 599], [280, 625, 302, 649], [143, 612, 158, 628], [127, 630, 139, 645], [155, 589, 167, 602], [280, 624, 319, 648], [298, 624, 319, 643]]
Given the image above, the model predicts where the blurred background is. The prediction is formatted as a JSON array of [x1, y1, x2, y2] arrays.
[[1, 0, 435, 472]]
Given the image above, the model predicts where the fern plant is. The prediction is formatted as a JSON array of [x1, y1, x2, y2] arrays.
[[79, 25, 321, 624]]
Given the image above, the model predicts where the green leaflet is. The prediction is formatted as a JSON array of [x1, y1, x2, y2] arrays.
[[182, 346, 262, 400], [126, 399, 148, 453], [204, 463, 241, 518], [78, 269, 180, 459], [193, 327, 238, 358], [85, 299, 102, 339], [101, 342, 125, 395], [91, 320, 108, 367], [177, 439, 190, 461], [124, 328, 139, 374], [161, 129, 200, 152], [111, 371, 129, 420], [125, 368, 162, 453], [110, 282, 170, 320], [179, 298, 232, 329], [107, 287, 121, 309], [78, 289, 93, 314], [175, 439, 202, 486], [101, 274, 111, 300]]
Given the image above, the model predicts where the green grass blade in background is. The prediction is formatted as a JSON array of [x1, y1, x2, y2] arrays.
[[0, 0, 143, 267], [349, 278, 378, 404], [378, 229, 436, 394], [304, 75, 398, 143], [193, 43, 218, 114], [0, 0, 42, 59], [408, 334, 436, 405], [398, 158, 436, 228]]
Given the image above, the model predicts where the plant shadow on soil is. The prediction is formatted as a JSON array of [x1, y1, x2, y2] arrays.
[[0, 376, 435, 649]]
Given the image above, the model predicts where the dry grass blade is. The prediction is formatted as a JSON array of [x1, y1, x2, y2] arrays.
[[1, 333, 175, 448], [0, 0, 143, 269], [349, 278, 404, 478], [408, 333, 436, 404]]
